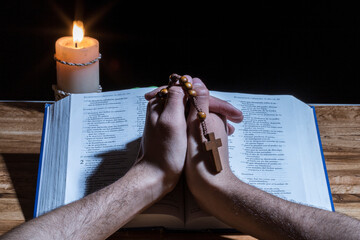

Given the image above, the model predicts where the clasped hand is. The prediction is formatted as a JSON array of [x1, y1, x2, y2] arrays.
[[136, 75, 243, 198]]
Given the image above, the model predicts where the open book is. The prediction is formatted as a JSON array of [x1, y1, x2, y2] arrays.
[[34, 87, 334, 229]]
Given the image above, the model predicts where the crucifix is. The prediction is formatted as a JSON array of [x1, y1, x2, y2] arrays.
[[204, 132, 223, 173]]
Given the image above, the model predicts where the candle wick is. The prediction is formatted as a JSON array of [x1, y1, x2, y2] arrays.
[[75, 42, 78, 48]]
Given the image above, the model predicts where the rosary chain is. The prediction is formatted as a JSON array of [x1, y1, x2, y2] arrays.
[[190, 96, 209, 140]]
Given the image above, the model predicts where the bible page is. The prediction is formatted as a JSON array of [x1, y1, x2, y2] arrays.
[[65, 88, 151, 202], [210, 91, 332, 211]]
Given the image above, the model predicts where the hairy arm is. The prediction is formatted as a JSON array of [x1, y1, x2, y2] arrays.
[[192, 171, 360, 240], [186, 78, 360, 240], [1, 161, 169, 240]]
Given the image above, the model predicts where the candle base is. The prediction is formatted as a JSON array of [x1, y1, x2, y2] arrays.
[[52, 84, 102, 101]]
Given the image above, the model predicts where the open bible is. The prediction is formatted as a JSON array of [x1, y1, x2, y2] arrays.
[[34, 87, 334, 229]]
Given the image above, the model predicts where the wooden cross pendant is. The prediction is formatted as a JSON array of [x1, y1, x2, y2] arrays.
[[204, 132, 223, 173]]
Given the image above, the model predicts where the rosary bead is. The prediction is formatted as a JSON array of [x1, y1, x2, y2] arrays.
[[188, 89, 197, 97], [160, 88, 168, 95], [157, 88, 168, 98], [184, 82, 192, 90], [197, 111, 206, 121], [169, 73, 180, 83], [180, 76, 188, 84]]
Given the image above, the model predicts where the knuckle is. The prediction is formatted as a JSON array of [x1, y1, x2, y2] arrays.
[[192, 78, 209, 97], [194, 85, 209, 98]]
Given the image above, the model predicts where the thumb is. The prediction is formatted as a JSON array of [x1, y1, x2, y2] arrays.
[[162, 86, 186, 118], [159, 86, 187, 128]]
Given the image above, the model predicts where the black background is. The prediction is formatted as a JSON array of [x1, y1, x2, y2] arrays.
[[1, 0, 359, 103]]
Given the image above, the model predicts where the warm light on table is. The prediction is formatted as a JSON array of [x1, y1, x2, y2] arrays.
[[55, 21, 100, 93]]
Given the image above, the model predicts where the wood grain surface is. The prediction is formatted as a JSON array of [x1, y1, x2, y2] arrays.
[[315, 106, 360, 220], [0, 102, 359, 239]]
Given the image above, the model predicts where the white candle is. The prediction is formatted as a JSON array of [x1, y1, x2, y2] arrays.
[[55, 21, 100, 93]]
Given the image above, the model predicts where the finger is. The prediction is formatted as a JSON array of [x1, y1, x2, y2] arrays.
[[140, 98, 163, 161], [227, 122, 235, 135], [147, 98, 162, 125], [145, 85, 168, 100], [145, 73, 194, 100], [209, 96, 244, 123]]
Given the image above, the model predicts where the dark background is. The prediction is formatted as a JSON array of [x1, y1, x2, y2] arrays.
[[1, 0, 359, 103]]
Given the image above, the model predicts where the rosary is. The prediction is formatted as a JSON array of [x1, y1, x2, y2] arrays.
[[156, 74, 223, 173]]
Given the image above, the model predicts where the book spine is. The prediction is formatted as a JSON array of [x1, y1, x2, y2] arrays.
[[312, 106, 335, 211], [33, 103, 51, 218]]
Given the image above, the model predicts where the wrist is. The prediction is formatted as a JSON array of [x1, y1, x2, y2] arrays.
[[186, 159, 239, 200], [187, 170, 243, 217], [131, 160, 177, 202]]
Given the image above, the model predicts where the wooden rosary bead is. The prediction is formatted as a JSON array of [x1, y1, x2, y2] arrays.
[[197, 111, 206, 121], [157, 88, 168, 99], [160, 88, 168, 95], [184, 82, 192, 90], [188, 89, 197, 97], [169, 73, 180, 83], [180, 76, 188, 84]]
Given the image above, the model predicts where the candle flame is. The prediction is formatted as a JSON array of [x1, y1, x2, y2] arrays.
[[73, 21, 84, 46]]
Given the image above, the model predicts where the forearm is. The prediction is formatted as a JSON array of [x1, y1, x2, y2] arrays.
[[195, 173, 360, 240], [2, 161, 169, 240]]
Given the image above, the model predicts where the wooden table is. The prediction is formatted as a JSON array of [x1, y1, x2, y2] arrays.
[[0, 102, 359, 239]]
